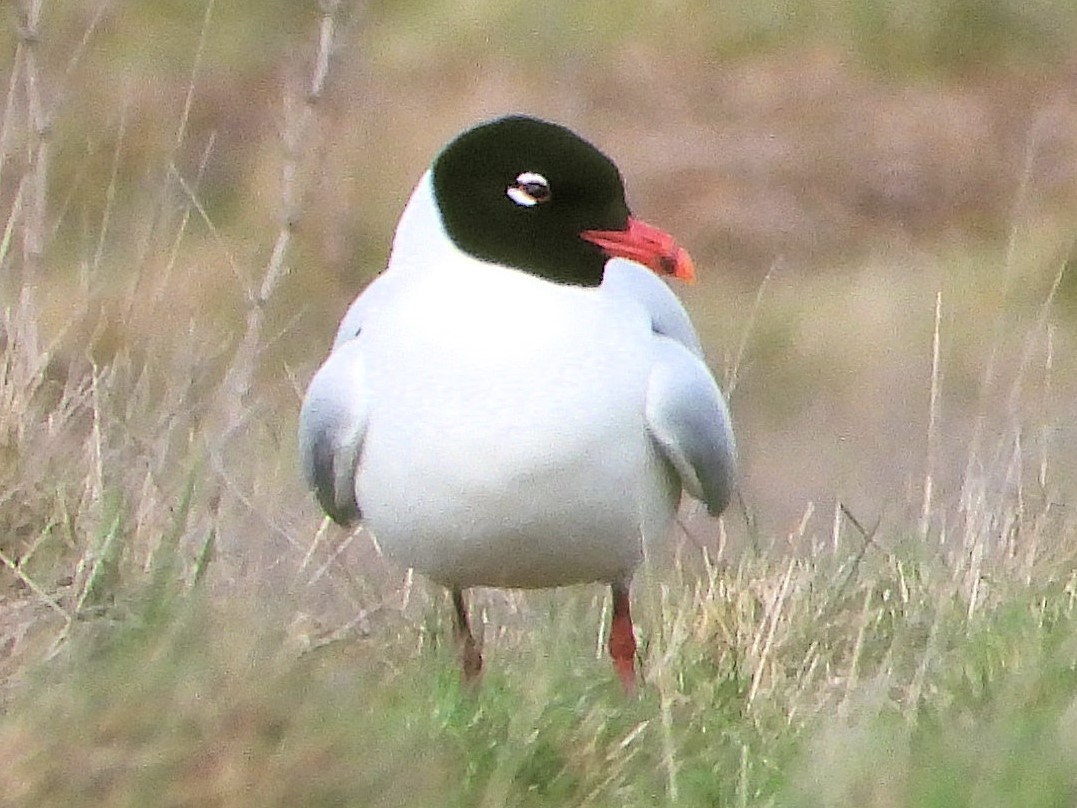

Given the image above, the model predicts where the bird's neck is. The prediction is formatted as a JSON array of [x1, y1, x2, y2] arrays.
[[389, 171, 455, 274]]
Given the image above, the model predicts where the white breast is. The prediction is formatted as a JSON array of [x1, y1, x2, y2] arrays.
[[352, 258, 680, 589]]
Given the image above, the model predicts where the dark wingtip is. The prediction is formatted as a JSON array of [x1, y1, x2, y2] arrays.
[[707, 475, 736, 519], [706, 498, 730, 519], [704, 475, 736, 519], [317, 488, 361, 528], [309, 434, 361, 527]]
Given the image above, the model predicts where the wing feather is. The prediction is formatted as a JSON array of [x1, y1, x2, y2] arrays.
[[645, 337, 736, 516], [298, 339, 369, 526]]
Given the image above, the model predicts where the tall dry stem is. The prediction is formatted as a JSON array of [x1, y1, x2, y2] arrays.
[[216, 0, 345, 435], [14, 0, 48, 354], [919, 292, 942, 539]]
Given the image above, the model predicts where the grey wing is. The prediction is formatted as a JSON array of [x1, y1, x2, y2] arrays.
[[298, 338, 369, 526], [646, 337, 737, 516], [602, 258, 704, 357], [332, 270, 403, 350], [301, 269, 405, 523]]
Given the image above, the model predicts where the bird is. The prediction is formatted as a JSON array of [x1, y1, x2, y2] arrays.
[[298, 115, 735, 692]]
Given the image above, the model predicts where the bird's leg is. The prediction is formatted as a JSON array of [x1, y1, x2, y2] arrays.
[[451, 588, 483, 683], [608, 583, 638, 694]]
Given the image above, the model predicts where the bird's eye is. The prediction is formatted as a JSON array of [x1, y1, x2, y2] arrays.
[[506, 171, 551, 207]]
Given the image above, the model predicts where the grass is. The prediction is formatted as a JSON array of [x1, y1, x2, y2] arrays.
[[5, 499, 1077, 806], [3, 1, 1077, 806]]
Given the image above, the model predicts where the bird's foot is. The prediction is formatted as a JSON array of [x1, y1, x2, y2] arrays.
[[460, 634, 483, 684], [609, 584, 639, 695], [452, 588, 484, 687]]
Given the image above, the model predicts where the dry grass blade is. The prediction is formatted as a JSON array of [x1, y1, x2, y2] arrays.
[[0, 547, 69, 624], [725, 258, 777, 396], [216, 0, 344, 433], [919, 291, 942, 539]]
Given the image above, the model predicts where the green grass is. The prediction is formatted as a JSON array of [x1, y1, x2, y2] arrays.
[[3, 2, 1077, 806], [5, 518, 1077, 806]]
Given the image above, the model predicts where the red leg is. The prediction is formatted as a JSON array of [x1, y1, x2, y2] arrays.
[[608, 583, 638, 694], [451, 588, 483, 683]]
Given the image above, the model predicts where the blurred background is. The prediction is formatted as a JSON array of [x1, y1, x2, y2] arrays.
[[2, 0, 1077, 567], [5, 6, 1077, 802]]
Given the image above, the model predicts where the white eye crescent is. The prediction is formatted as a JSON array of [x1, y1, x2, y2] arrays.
[[506, 171, 551, 207]]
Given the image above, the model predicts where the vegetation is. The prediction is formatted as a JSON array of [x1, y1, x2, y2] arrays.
[[2, 1, 1077, 805]]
